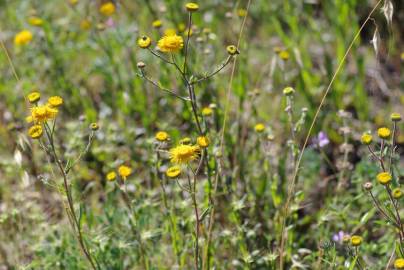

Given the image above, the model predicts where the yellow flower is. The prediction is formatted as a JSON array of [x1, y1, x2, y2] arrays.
[[69, 0, 79, 5], [90, 123, 99, 131], [283, 86, 295, 96], [166, 165, 181, 178], [395, 258, 404, 269], [28, 17, 43, 26], [138, 36, 152, 49], [30, 105, 58, 123], [197, 136, 209, 148], [169, 144, 199, 164], [279, 50, 290, 60], [254, 123, 265, 133], [48, 96, 63, 107], [185, 2, 199, 12], [14, 30, 33, 46], [350, 235, 362, 246], [202, 107, 213, 116], [106, 171, 117, 181], [155, 131, 169, 142], [391, 113, 402, 122], [179, 137, 191, 145], [361, 133, 372, 145], [377, 127, 391, 139], [99, 2, 115, 16], [393, 188, 403, 199], [118, 165, 132, 180], [164, 28, 177, 36], [28, 125, 43, 139], [80, 19, 92, 30], [226, 45, 239, 55], [27, 91, 40, 103], [152, 20, 162, 28], [157, 34, 184, 53], [237, 8, 247, 17], [377, 172, 392, 185]]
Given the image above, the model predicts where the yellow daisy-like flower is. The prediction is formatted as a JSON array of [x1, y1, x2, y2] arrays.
[[28, 17, 43, 26], [155, 131, 169, 142], [164, 28, 177, 36], [391, 113, 402, 122], [69, 0, 79, 5], [185, 2, 199, 12], [377, 127, 391, 139], [157, 34, 184, 53], [166, 165, 181, 178], [279, 50, 290, 61], [377, 172, 392, 185], [350, 235, 362, 246], [254, 123, 265, 133], [27, 91, 40, 103], [14, 30, 33, 46], [106, 171, 117, 181], [48, 96, 63, 107], [152, 20, 162, 28], [237, 8, 247, 17], [80, 19, 92, 30], [202, 107, 213, 116], [138, 36, 152, 49], [197, 136, 209, 148], [361, 133, 372, 145], [90, 123, 99, 131], [118, 165, 132, 180], [169, 144, 199, 164], [30, 105, 58, 123], [28, 125, 43, 139], [99, 2, 115, 16], [395, 258, 404, 269], [226, 45, 239, 56], [393, 188, 403, 199]]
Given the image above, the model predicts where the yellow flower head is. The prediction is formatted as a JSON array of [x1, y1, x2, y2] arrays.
[[164, 28, 177, 36], [166, 165, 181, 178], [28, 17, 43, 26], [197, 136, 209, 148], [395, 258, 404, 269], [279, 50, 290, 60], [254, 123, 265, 133], [48, 96, 63, 107], [14, 30, 33, 46], [185, 2, 199, 12], [202, 107, 213, 116], [138, 36, 152, 49], [393, 188, 403, 199], [28, 125, 43, 139], [157, 34, 184, 53], [226, 45, 239, 56], [179, 137, 191, 145], [391, 113, 402, 122], [361, 133, 372, 145], [283, 86, 295, 96], [99, 2, 115, 16], [377, 172, 392, 185], [152, 20, 162, 28], [155, 131, 169, 142], [80, 19, 92, 30], [27, 91, 40, 103], [237, 8, 247, 17], [30, 105, 58, 123], [90, 123, 99, 131], [118, 165, 132, 180], [169, 144, 199, 164], [377, 127, 391, 139], [106, 171, 117, 181], [69, 0, 79, 5], [350, 235, 362, 246]]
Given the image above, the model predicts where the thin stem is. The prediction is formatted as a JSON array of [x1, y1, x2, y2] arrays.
[[192, 56, 232, 85], [183, 12, 193, 75], [389, 122, 397, 173]]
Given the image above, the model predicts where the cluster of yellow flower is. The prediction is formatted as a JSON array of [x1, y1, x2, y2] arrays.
[[25, 92, 63, 139]]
